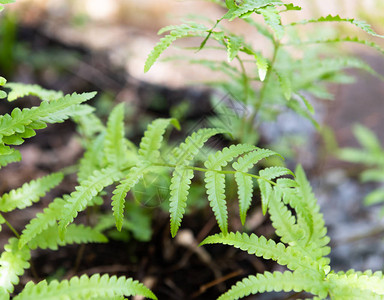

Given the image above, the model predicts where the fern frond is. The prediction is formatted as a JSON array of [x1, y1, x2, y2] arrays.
[[18, 197, 67, 248], [104, 103, 128, 169], [294, 166, 330, 256], [169, 166, 194, 237], [0, 238, 30, 293], [0, 172, 63, 212], [77, 133, 107, 182], [14, 274, 157, 300], [327, 271, 384, 299], [257, 5, 284, 39], [27, 224, 107, 250], [223, 0, 283, 21], [0, 92, 96, 145], [111, 166, 144, 231], [290, 36, 384, 55], [58, 168, 123, 237], [144, 22, 209, 72], [227, 35, 243, 62], [205, 144, 256, 234], [242, 46, 268, 81], [138, 118, 180, 161], [232, 148, 278, 224], [5, 83, 64, 102], [267, 188, 305, 246], [0, 145, 21, 167], [288, 15, 384, 38], [217, 270, 327, 300], [353, 124, 383, 153], [257, 166, 292, 214], [275, 69, 292, 100], [170, 128, 226, 165], [201, 232, 317, 271]]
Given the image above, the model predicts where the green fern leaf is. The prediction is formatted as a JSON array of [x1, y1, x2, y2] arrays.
[[0, 172, 63, 212], [242, 46, 269, 81], [104, 103, 128, 169], [294, 166, 330, 256], [19, 197, 67, 248], [257, 5, 284, 39], [27, 224, 107, 250], [275, 69, 292, 100], [5, 83, 64, 102], [267, 188, 304, 245], [169, 166, 194, 237], [327, 271, 384, 299], [217, 270, 327, 300], [138, 118, 180, 161], [227, 35, 243, 62], [353, 124, 383, 153], [289, 15, 384, 38], [282, 3, 301, 11], [58, 168, 123, 237], [233, 148, 278, 224], [223, 0, 283, 21], [257, 166, 292, 214], [144, 22, 209, 72], [201, 232, 317, 271], [14, 274, 157, 300], [0, 238, 30, 293], [170, 128, 226, 165], [78, 133, 107, 182], [0, 92, 96, 145], [205, 144, 256, 234], [111, 166, 144, 231], [0, 146, 21, 167], [291, 36, 384, 55]]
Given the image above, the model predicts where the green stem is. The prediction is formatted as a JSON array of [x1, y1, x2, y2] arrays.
[[1, 212, 20, 238]]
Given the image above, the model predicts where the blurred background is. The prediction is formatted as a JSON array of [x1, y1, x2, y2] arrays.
[[0, 1, 384, 299]]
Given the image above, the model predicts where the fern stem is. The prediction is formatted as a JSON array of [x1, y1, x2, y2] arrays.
[[1, 212, 20, 238], [152, 162, 278, 186]]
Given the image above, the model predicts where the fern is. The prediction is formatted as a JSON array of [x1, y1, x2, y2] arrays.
[[138, 118, 180, 160], [201, 163, 384, 299], [204, 144, 257, 234], [169, 166, 194, 237], [111, 166, 144, 231], [0, 238, 30, 293], [217, 270, 327, 300], [27, 224, 107, 250], [13, 274, 157, 300], [290, 36, 384, 55], [339, 125, 384, 208], [0, 145, 21, 167], [19, 197, 67, 248], [104, 103, 128, 169], [232, 148, 278, 224], [288, 14, 384, 38], [144, 22, 210, 72], [257, 5, 284, 40], [223, 0, 283, 21], [0, 92, 96, 146], [5, 83, 64, 102], [0, 172, 63, 212], [58, 167, 124, 237]]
